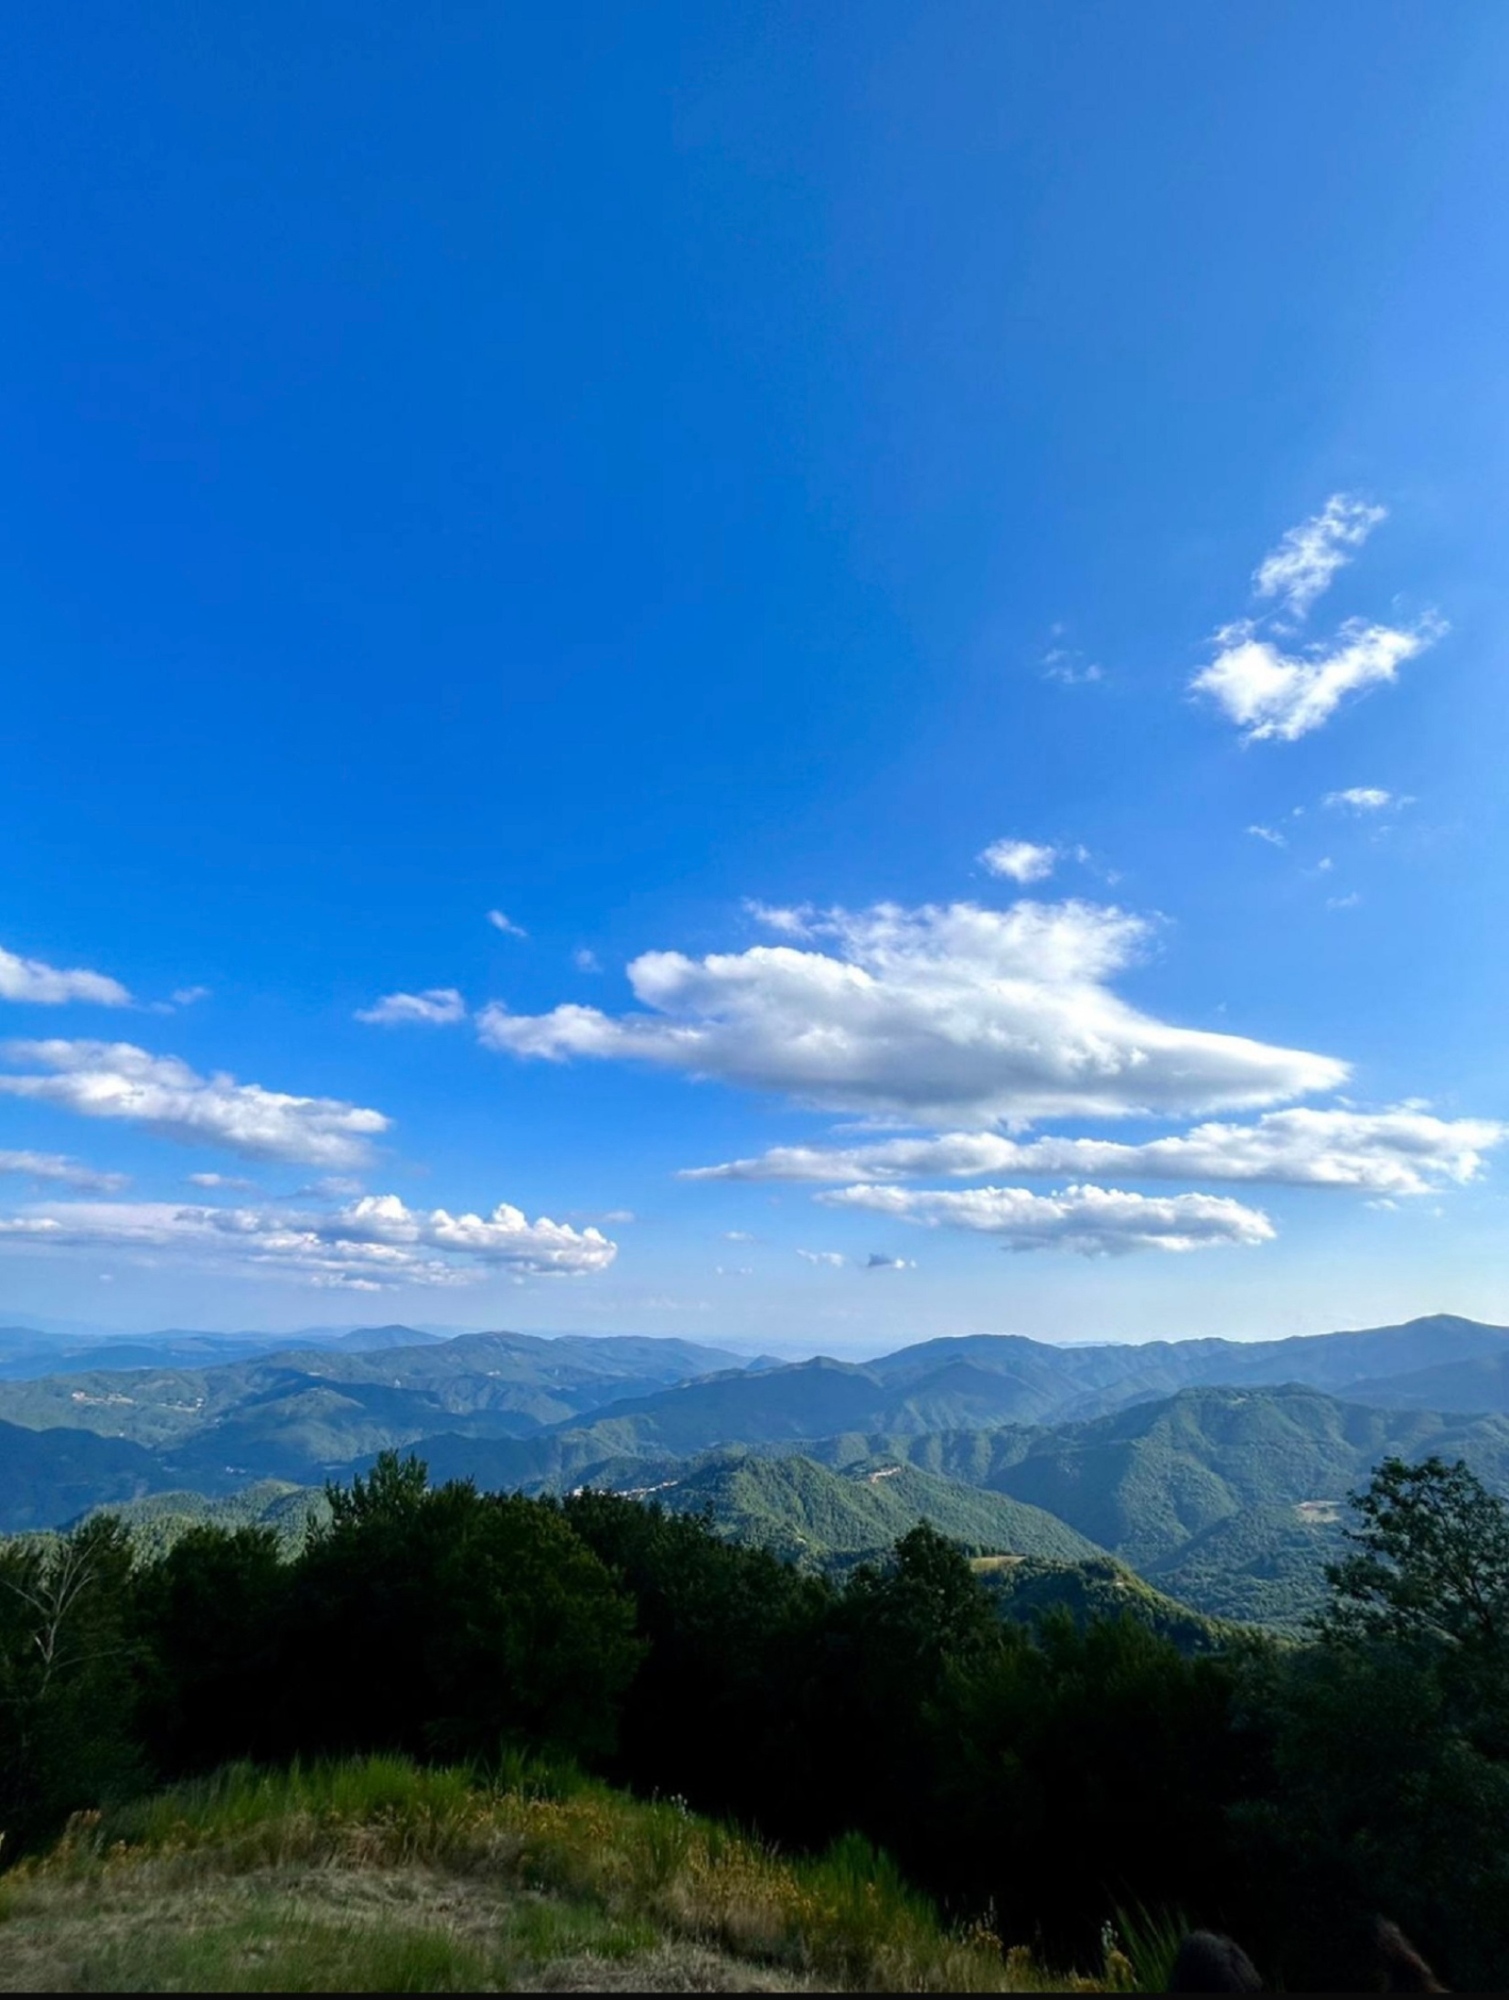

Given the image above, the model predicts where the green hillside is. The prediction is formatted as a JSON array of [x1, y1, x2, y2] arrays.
[[971, 1554, 1237, 1654], [79, 1481, 329, 1557], [655, 1452, 1103, 1567], [0, 1418, 165, 1532], [787, 1388, 1509, 1628]]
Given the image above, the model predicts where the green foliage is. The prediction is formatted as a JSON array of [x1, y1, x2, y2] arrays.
[[973, 1555, 1236, 1655], [926, 1610, 1248, 1963], [1227, 1457, 1509, 1990], [89, 1482, 328, 1560], [1322, 1454, 1509, 1651], [131, 1525, 289, 1771], [284, 1453, 643, 1764], [0, 1515, 143, 1845]]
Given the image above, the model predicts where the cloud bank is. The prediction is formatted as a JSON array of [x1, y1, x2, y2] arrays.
[[0, 1041, 390, 1168], [478, 900, 1345, 1126], [0, 1191, 617, 1290], [819, 1181, 1274, 1256], [684, 1107, 1504, 1197]]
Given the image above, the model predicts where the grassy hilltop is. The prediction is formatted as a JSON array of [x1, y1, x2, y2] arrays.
[[0, 1759, 1109, 1994]]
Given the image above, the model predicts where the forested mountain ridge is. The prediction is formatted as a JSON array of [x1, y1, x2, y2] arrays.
[[5, 1316, 1509, 1631], [652, 1451, 1102, 1566]]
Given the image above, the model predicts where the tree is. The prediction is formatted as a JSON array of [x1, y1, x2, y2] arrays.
[[0, 1516, 141, 1846], [133, 1525, 289, 1772], [282, 1456, 641, 1765], [1322, 1456, 1509, 1654]]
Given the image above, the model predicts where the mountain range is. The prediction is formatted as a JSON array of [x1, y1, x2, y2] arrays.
[[3, 1312, 1508, 1629]]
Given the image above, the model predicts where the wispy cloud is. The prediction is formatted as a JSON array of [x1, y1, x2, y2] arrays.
[[685, 1107, 1503, 1198], [865, 1252, 915, 1271], [1252, 494, 1386, 619], [796, 1248, 846, 1267], [1248, 824, 1288, 848], [356, 988, 467, 1027], [480, 898, 1345, 1127], [0, 1148, 128, 1193], [487, 909, 528, 939], [0, 944, 131, 1008], [0, 1190, 618, 1290], [819, 1182, 1274, 1256], [979, 839, 1059, 884], [1040, 641, 1104, 686], [1324, 786, 1405, 813], [0, 1041, 390, 1168], [573, 948, 602, 973], [1192, 497, 1443, 742]]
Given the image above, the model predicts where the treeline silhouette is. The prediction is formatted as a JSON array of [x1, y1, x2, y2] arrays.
[[3, 1451, 1507, 1989]]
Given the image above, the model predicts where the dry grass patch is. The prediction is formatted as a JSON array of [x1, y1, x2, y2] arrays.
[[0, 1759, 1099, 1992]]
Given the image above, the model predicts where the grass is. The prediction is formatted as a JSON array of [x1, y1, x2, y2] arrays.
[[0, 1756, 1114, 1991]]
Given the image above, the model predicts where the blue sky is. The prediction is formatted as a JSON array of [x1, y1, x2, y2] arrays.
[[3, 2, 1507, 1349]]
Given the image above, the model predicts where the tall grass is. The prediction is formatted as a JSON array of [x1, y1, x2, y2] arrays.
[[8, 1755, 1106, 1990]]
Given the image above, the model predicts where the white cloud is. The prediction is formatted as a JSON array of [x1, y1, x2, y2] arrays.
[[979, 839, 1059, 884], [1192, 616, 1442, 743], [573, 948, 602, 973], [479, 899, 1345, 1127], [723, 1229, 755, 1242], [172, 986, 211, 1007], [796, 1249, 846, 1267], [1193, 499, 1443, 742], [1324, 787, 1400, 813], [820, 1182, 1274, 1256], [0, 1191, 617, 1289], [1253, 494, 1386, 619], [684, 1107, 1505, 1198], [0, 1148, 127, 1193], [0, 945, 131, 1008], [1326, 893, 1362, 911], [186, 1171, 255, 1190], [487, 910, 528, 939], [742, 900, 816, 937], [355, 988, 467, 1027], [1248, 825, 1288, 848], [0, 1041, 390, 1168]]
